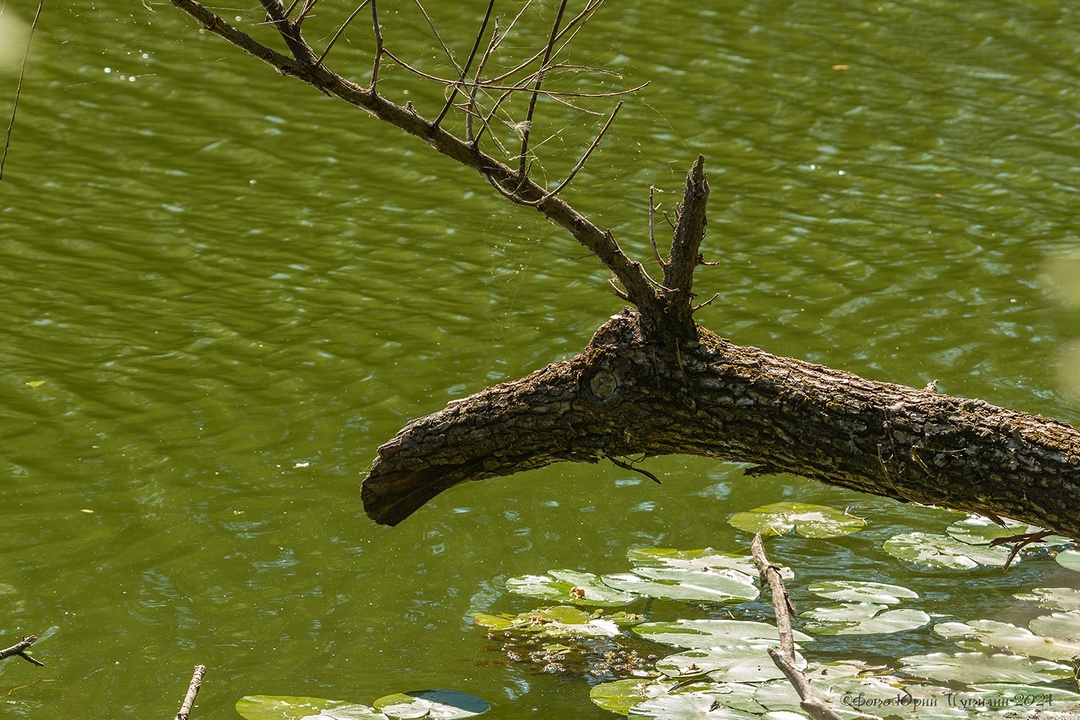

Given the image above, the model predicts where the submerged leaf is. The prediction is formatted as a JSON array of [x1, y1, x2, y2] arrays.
[[883, 532, 1015, 569], [728, 502, 865, 538], [506, 569, 637, 606]]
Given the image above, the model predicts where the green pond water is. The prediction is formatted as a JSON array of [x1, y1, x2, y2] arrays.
[[2, 0, 1079, 717]]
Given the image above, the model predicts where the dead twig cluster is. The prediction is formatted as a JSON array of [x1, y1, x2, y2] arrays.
[[0, 635, 44, 667]]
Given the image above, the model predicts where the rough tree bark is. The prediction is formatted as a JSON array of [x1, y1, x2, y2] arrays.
[[167, 1, 1080, 539]]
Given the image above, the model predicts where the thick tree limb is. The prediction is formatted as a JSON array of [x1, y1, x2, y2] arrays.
[[363, 308, 1080, 535]]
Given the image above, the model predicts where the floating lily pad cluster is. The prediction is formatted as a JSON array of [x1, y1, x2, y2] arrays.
[[472, 506, 1080, 719]]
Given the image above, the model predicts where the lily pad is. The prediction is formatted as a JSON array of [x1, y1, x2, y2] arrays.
[[1029, 611, 1080, 642], [806, 580, 918, 605], [506, 569, 637, 606], [1056, 549, 1080, 572], [656, 645, 805, 682], [898, 651, 1072, 685], [634, 619, 812, 650], [883, 532, 1016, 569], [235, 696, 386, 720], [1014, 587, 1080, 612], [627, 691, 761, 719], [590, 678, 664, 715], [627, 548, 793, 580], [372, 691, 489, 719], [602, 567, 759, 603], [935, 619, 1080, 661], [802, 605, 931, 636], [946, 515, 1074, 547], [728, 502, 865, 538]]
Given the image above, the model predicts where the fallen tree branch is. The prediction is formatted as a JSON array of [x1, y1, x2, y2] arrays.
[[173, 664, 206, 720], [751, 535, 844, 720], [0, 636, 44, 667], [162, 2, 1080, 541]]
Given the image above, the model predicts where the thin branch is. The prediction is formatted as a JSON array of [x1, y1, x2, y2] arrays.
[[607, 455, 661, 484], [413, 0, 461, 71], [751, 536, 845, 720], [518, 100, 622, 205], [518, 0, 568, 178], [259, 0, 317, 64], [293, 0, 319, 27], [369, 0, 383, 91], [648, 186, 667, 268], [174, 665, 207, 720], [316, 0, 370, 68], [1, 0, 43, 182], [0, 636, 44, 667], [433, 0, 495, 129]]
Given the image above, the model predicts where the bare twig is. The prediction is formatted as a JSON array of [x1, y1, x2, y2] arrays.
[[316, 0, 370, 68], [432, 0, 495, 129], [518, 0, 568, 178], [648, 186, 667, 268], [174, 665, 206, 720], [519, 100, 622, 205], [0, 636, 44, 667], [751, 535, 844, 720], [607, 455, 662, 484], [369, 0, 383, 91], [1, 0, 43, 182]]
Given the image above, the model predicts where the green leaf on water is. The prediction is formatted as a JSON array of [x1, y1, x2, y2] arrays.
[[656, 645, 806, 682], [1056, 549, 1080, 572], [634, 619, 812, 650], [728, 502, 865, 538], [627, 548, 793, 580], [235, 696, 386, 720], [602, 567, 759, 603], [590, 678, 665, 716], [898, 651, 1072, 685], [1014, 587, 1080, 612], [883, 532, 1016, 569], [935, 618, 1080, 661], [506, 569, 637, 606], [945, 515, 1074, 547], [806, 580, 918, 605], [1029, 610, 1080, 642], [802, 605, 931, 636], [627, 691, 761, 719], [372, 690, 489, 719]]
